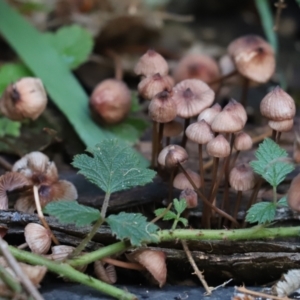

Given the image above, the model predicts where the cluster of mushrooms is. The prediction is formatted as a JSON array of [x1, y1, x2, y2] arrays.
[[133, 34, 298, 228]]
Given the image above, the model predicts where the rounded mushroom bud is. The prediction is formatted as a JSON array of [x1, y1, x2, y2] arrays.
[[90, 79, 131, 125], [128, 249, 167, 287], [180, 188, 198, 208], [185, 120, 214, 144], [234, 131, 253, 151], [148, 91, 177, 123], [173, 79, 215, 119], [268, 119, 294, 132], [134, 49, 169, 77], [173, 54, 220, 90], [260, 86, 296, 121], [229, 163, 256, 191], [0, 77, 47, 121], [287, 173, 300, 212], [24, 223, 51, 254], [197, 103, 222, 125], [206, 134, 230, 157], [94, 261, 117, 284], [158, 145, 188, 167], [228, 35, 275, 83], [138, 74, 173, 100], [173, 169, 201, 190], [161, 120, 183, 138]]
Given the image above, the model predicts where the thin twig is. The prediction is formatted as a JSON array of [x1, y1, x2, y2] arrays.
[[33, 185, 59, 245], [0, 237, 43, 300], [0, 156, 12, 170], [235, 285, 291, 300], [105, 49, 123, 81], [151, 203, 172, 223], [181, 240, 212, 295], [273, 0, 286, 31]]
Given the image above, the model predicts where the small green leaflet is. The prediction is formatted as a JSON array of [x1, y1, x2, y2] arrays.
[[174, 198, 187, 215], [44, 25, 93, 70], [0, 117, 21, 138], [154, 208, 177, 221], [44, 201, 100, 227], [72, 139, 156, 194], [246, 201, 276, 224], [277, 196, 288, 207], [250, 138, 294, 187], [0, 63, 31, 95], [106, 212, 159, 246]]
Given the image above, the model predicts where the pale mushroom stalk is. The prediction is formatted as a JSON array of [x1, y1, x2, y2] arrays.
[[177, 163, 239, 226], [208, 157, 219, 202], [232, 190, 243, 227], [157, 123, 165, 154], [33, 185, 59, 245]]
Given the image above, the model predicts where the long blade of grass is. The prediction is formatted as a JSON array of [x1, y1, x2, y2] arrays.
[[0, 0, 111, 147]]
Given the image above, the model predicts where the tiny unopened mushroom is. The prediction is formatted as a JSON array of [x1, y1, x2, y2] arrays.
[[287, 173, 300, 212], [127, 249, 167, 287], [206, 134, 230, 158], [94, 261, 117, 284], [158, 145, 188, 168], [0, 77, 47, 121], [90, 79, 131, 125], [180, 188, 198, 208], [24, 223, 51, 254]]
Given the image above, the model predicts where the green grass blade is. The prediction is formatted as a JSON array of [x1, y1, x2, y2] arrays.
[[0, 0, 111, 147]]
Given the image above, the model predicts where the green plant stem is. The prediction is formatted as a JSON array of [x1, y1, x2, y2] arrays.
[[0, 264, 22, 293], [8, 246, 137, 300], [71, 192, 111, 257], [273, 185, 278, 204], [68, 241, 130, 268]]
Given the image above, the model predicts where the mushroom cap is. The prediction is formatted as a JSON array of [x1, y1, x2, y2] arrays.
[[268, 119, 294, 132], [90, 79, 131, 125], [260, 86, 296, 121], [138, 74, 173, 100], [287, 173, 300, 212], [158, 145, 188, 167], [234, 131, 253, 151], [197, 103, 222, 125], [229, 163, 256, 191], [206, 134, 230, 158], [173, 53, 220, 90], [180, 188, 198, 208], [173, 169, 201, 190], [228, 35, 275, 83], [293, 132, 300, 164], [185, 120, 214, 144], [161, 120, 183, 137], [134, 49, 169, 77], [173, 79, 215, 118], [148, 91, 177, 123]]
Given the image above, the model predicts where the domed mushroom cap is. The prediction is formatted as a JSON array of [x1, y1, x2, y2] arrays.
[[180, 188, 198, 208], [158, 145, 188, 167], [211, 100, 246, 133], [148, 91, 177, 123], [229, 163, 256, 191], [173, 169, 201, 190], [197, 103, 221, 125], [234, 131, 253, 151], [138, 74, 173, 100], [161, 120, 183, 137], [173, 54, 220, 90], [173, 79, 215, 119], [134, 50, 169, 77], [206, 134, 230, 158], [185, 120, 214, 144], [268, 119, 294, 132], [260, 86, 296, 121], [287, 173, 300, 212], [228, 35, 275, 83]]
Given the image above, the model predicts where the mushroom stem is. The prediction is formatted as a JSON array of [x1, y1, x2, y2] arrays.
[[157, 122, 164, 154], [168, 168, 176, 204], [240, 77, 249, 107], [181, 118, 191, 148], [276, 131, 282, 143], [231, 191, 243, 228], [230, 151, 240, 169], [272, 129, 277, 141], [177, 163, 239, 226], [17, 242, 28, 250], [0, 156, 12, 171], [151, 121, 158, 168], [33, 185, 59, 245], [198, 144, 205, 190], [165, 136, 171, 147], [105, 49, 123, 81], [102, 257, 145, 271], [208, 70, 238, 85]]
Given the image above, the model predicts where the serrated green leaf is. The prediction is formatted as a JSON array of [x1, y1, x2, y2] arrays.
[[246, 202, 277, 224], [44, 200, 100, 227], [44, 25, 93, 70], [72, 139, 156, 194], [106, 212, 159, 246], [0, 63, 32, 95], [178, 217, 188, 227], [277, 196, 288, 207], [174, 199, 187, 215], [0, 117, 21, 138], [154, 208, 177, 221]]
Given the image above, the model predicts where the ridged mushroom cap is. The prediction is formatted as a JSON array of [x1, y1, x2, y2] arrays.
[[206, 134, 230, 158], [158, 145, 188, 167], [185, 120, 214, 144], [229, 163, 256, 191], [228, 35, 275, 83], [234, 131, 253, 151], [197, 103, 221, 125], [173, 79, 215, 118], [260, 86, 296, 121], [268, 119, 294, 132], [173, 169, 201, 190]]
